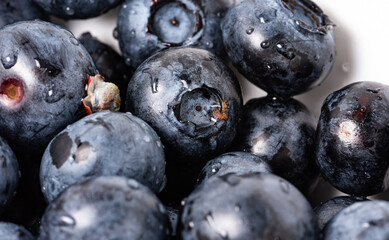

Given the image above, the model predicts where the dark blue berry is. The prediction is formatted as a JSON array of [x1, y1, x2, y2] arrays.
[[221, 0, 336, 96], [117, 0, 229, 69], [178, 173, 319, 239], [0, 20, 97, 156], [197, 151, 272, 185], [315, 81, 389, 196], [0, 136, 19, 214], [40, 111, 166, 202], [39, 176, 171, 240], [233, 96, 318, 193], [0, 0, 48, 28], [323, 200, 389, 239]]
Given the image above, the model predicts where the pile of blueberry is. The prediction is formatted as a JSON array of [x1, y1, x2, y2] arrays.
[[0, 0, 389, 239]]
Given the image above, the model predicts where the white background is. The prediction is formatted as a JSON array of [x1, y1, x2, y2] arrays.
[[56, 0, 389, 204]]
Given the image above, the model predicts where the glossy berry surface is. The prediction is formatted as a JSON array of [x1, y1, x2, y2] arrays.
[[78, 32, 133, 111], [40, 111, 166, 203], [323, 200, 389, 239], [178, 173, 318, 240], [0, 21, 97, 156], [0, 0, 48, 28], [0, 222, 34, 240], [0, 136, 19, 214], [117, 0, 230, 69], [126, 47, 242, 164], [233, 96, 318, 193], [197, 151, 272, 185], [221, 0, 336, 96], [316, 81, 389, 196], [314, 195, 367, 231], [32, 0, 122, 19], [39, 176, 171, 240]]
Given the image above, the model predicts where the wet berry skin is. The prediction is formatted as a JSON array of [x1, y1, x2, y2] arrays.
[[78, 32, 133, 111], [315, 81, 389, 196], [221, 0, 336, 97], [178, 173, 319, 240], [39, 176, 171, 240], [313, 195, 368, 231], [0, 0, 48, 28], [32, 0, 122, 19], [197, 151, 272, 185], [0, 20, 97, 156], [0, 222, 35, 240], [0, 136, 19, 214], [117, 0, 230, 69], [126, 47, 242, 165], [40, 111, 166, 203], [323, 200, 389, 239], [233, 96, 319, 194]]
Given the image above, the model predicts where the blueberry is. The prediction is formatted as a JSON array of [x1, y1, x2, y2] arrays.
[[126, 47, 242, 164], [39, 176, 171, 240], [233, 96, 318, 193], [315, 81, 389, 196], [323, 200, 389, 239], [40, 111, 166, 203], [197, 151, 272, 185], [0, 20, 97, 156], [178, 173, 319, 239], [314, 195, 368, 231], [221, 0, 336, 96], [0, 136, 19, 214], [117, 0, 230, 69], [0, 0, 48, 28], [32, 0, 122, 19], [0, 222, 34, 240], [78, 32, 133, 111]]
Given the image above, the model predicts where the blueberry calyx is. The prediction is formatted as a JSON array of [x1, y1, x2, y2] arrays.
[[82, 74, 121, 115], [147, 0, 204, 47], [170, 85, 228, 138], [281, 0, 335, 34], [0, 78, 24, 108]]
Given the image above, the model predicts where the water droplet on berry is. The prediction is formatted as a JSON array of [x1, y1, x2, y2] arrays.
[[151, 78, 159, 93], [1, 54, 17, 69], [205, 41, 214, 48], [57, 214, 76, 227], [275, 39, 295, 60], [314, 55, 320, 61], [127, 179, 139, 189], [188, 221, 194, 228], [123, 4, 127, 8], [69, 37, 79, 46], [255, 9, 277, 23], [129, 29, 136, 37], [65, 7, 75, 15], [246, 27, 254, 35], [260, 41, 270, 49], [125, 58, 131, 65], [234, 204, 241, 212]]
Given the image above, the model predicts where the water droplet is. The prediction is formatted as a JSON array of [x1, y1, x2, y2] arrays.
[[377, 96, 383, 101], [56, 214, 75, 227], [279, 179, 290, 193], [127, 179, 139, 189], [113, 27, 119, 39], [65, 6, 75, 15], [129, 29, 136, 37], [342, 63, 350, 72], [266, 63, 273, 70], [180, 80, 189, 89], [143, 136, 150, 143], [151, 78, 159, 93], [205, 41, 214, 48], [69, 37, 79, 46], [314, 55, 320, 61], [364, 172, 371, 179], [123, 4, 127, 8], [216, 12, 223, 18], [48, 90, 53, 96], [1, 54, 17, 69], [260, 41, 270, 49], [272, 96, 277, 101], [275, 39, 295, 60], [41, 186, 46, 192], [188, 221, 194, 228], [246, 27, 254, 35], [329, 54, 334, 62], [156, 141, 162, 148], [125, 58, 131, 65], [181, 199, 186, 206], [255, 9, 277, 23], [362, 222, 370, 228]]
